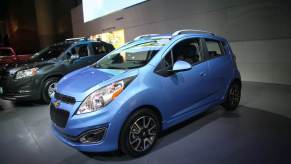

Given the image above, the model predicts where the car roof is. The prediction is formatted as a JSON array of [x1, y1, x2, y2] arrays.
[[134, 29, 227, 42], [51, 38, 112, 47]]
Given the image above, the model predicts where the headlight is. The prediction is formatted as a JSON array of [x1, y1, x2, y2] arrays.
[[76, 76, 136, 115], [15, 68, 38, 79]]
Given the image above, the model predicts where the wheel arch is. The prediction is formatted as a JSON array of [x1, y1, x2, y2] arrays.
[[43, 74, 63, 83], [132, 105, 163, 125], [40, 74, 63, 89], [121, 105, 163, 131], [40, 74, 64, 99], [232, 78, 242, 88]]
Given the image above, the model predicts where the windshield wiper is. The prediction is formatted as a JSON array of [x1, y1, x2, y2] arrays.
[[93, 64, 123, 69], [126, 66, 143, 69], [93, 64, 101, 68], [105, 66, 125, 69]]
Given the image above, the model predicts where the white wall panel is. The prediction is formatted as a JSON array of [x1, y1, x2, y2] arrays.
[[71, 0, 291, 84]]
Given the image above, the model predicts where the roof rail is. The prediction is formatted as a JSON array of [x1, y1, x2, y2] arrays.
[[65, 37, 87, 42], [172, 29, 215, 36], [134, 34, 160, 41]]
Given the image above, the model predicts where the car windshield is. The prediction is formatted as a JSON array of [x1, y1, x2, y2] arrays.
[[0, 49, 12, 57], [30, 43, 72, 62], [94, 39, 170, 69]]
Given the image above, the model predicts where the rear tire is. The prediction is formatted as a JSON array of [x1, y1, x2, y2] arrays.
[[42, 77, 59, 104], [222, 82, 241, 111], [119, 108, 161, 157]]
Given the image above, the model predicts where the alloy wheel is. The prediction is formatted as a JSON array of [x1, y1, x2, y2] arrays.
[[48, 82, 57, 98], [229, 84, 241, 106], [128, 116, 158, 152]]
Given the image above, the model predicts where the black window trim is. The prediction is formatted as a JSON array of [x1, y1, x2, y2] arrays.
[[154, 37, 208, 76]]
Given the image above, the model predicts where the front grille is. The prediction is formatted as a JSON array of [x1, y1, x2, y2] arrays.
[[55, 92, 76, 104], [50, 104, 70, 128]]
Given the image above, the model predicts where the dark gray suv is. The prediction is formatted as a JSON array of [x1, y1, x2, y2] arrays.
[[0, 38, 114, 103]]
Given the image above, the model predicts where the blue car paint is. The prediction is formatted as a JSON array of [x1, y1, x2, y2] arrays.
[[51, 33, 241, 152]]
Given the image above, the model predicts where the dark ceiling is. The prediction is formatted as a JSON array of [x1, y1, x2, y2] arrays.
[[0, 0, 83, 53], [0, 1, 9, 19], [0, 0, 82, 20]]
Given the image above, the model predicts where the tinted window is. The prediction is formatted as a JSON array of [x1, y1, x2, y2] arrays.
[[71, 44, 89, 57], [31, 43, 72, 61], [0, 49, 13, 56], [92, 43, 108, 55], [205, 39, 224, 58]]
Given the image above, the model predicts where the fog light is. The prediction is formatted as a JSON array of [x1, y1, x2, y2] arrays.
[[79, 128, 106, 144]]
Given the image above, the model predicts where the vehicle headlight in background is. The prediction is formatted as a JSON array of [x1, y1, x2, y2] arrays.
[[76, 76, 136, 115], [15, 68, 39, 79]]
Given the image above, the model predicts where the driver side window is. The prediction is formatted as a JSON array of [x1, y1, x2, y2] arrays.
[[160, 38, 202, 70]]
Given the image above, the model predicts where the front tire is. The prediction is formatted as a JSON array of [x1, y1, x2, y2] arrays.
[[42, 77, 59, 104], [120, 109, 161, 157], [223, 81, 241, 111]]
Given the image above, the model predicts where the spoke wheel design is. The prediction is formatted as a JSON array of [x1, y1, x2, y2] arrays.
[[48, 82, 57, 98], [120, 109, 160, 157], [223, 82, 241, 111], [129, 116, 158, 152], [229, 85, 241, 106]]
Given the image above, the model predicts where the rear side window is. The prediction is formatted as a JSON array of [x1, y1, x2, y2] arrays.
[[92, 43, 111, 55], [71, 44, 89, 57], [205, 39, 225, 58]]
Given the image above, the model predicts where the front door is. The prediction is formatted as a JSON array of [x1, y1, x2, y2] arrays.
[[155, 38, 212, 122]]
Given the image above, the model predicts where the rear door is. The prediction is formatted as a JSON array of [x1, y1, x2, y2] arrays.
[[203, 38, 234, 100]]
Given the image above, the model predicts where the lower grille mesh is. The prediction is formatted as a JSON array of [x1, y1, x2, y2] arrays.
[[50, 104, 69, 128]]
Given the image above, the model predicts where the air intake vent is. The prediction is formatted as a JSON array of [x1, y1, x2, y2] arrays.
[[55, 92, 76, 104]]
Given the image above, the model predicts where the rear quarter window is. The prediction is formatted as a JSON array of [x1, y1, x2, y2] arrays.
[[205, 39, 225, 58], [92, 43, 113, 55]]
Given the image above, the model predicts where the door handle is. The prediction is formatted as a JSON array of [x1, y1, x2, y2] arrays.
[[200, 72, 207, 77]]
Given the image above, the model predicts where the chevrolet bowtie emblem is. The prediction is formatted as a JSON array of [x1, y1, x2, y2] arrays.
[[53, 101, 61, 108]]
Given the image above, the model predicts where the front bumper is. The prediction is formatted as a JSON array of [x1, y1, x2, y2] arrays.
[[0, 75, 41, 101], [52, 124, 116, 152], [50, 98, 126, 152]]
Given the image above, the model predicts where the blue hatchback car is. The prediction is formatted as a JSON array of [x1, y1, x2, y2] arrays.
[[50, 30, 241, 157]]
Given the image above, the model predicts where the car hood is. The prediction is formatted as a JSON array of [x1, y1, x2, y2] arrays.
[[57, 66, 134, 101], [3, 60, 56, 75]]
